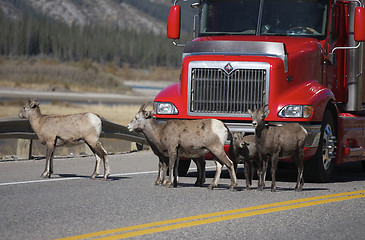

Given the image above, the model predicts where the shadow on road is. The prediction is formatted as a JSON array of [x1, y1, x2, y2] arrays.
[[186, 161, 365, 185], [57, 173, 129, 181]]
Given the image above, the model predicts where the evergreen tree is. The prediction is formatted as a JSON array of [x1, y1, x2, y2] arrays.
[[0, 0, 190, 67]]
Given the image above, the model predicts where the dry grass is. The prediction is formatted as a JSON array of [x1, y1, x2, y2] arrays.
[[0, 100, 141, 125], [0, 57, 180, 93], [0, 58, 126, 93]]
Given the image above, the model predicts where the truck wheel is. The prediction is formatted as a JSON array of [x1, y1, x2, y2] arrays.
[[178, 159, 191, 176], [361, 161, 365, 172], [304, 110, 336, 182]]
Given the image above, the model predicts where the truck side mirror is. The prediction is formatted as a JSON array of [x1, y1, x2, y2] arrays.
[[354, 7, 365, 42], [167, 5, 181, 40]]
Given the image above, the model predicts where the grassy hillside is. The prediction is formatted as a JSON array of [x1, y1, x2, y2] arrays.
[[0, 57, 180, 93]]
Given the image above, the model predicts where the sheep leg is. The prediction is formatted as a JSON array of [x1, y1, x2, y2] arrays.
[[89, 141, 109, 180], [166, 149, 177, 188], [211, 150, 237, 190], [88, 144, 101, 179], [98, 142, 110, 180], [156, 156, 168, 185], [193, 157, 206, 187], [293, 150, 304, 191], [161, 161, 168, 185], [271, 153, 279, 192], [102, 155, 110, 180], [249, 161, 255, 187], [208, 160, 222, 190], [173, 157, 180, 187], [226, 159, 238, 191], [42, 142, 55, 178], [91, 154, 101, 179], [257, 155, 267, 191], [155, 160, 163, 185], [243, 161, 253, 189]]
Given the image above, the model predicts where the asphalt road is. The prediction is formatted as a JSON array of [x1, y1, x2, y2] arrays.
[[0, 150, 365, 240]]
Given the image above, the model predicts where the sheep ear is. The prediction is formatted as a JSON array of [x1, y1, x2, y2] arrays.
[[29, 100, 38, 108], [247, 109, 253, 115], [241, 131, 246, 137], [264, 109, 270, 118], [144, 110, 153, 119]]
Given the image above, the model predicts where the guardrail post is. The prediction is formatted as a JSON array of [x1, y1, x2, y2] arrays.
[[16, 139, 32, 160]]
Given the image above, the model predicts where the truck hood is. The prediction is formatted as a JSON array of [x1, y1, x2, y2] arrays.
[[189, 36, 322, 60]]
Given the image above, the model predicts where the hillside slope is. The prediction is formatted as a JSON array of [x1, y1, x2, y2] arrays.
[[0, 0, 196, 34], [26, 0, 167, 34]]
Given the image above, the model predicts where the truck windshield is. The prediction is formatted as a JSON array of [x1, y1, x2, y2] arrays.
[[199, 0, 328, 39]]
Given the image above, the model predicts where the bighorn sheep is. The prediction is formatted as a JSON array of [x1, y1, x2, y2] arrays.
[[127, 103, 237, 190], [248, 106, 307, 192], [229, 132, 258, 189], [19, 100, 110, 180]]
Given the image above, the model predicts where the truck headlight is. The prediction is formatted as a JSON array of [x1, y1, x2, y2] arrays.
[[154, 102, 178, 115], [278, 105, 312, 118]]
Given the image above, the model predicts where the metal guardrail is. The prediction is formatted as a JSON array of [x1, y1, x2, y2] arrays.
[[100, 118, 148, 145], [0, 116, 147, 144], [0, 116, 148, 159]]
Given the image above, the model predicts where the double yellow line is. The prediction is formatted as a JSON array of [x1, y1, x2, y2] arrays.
[[58, 190, 365, 240]]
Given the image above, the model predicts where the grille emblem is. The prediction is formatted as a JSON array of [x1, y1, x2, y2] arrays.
[[224, 63, 233, 74]]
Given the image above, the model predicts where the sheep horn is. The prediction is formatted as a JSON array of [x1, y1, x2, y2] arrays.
[[139, 101, 152, 112]]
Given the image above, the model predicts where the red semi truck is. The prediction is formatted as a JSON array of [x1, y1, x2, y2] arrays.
[[153, 0, 365, 182]]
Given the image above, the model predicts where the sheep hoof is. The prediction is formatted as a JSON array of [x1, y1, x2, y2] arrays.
[[194, 181, 204, 187], [103, 174, 109, 180], [229, 183, 237, 191], [90, 174, 97, 180], [207, 184, 216, 190], [41, 171, 51, 178], [155, 181, 162, 185]]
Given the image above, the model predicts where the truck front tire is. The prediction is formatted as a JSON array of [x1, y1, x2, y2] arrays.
[[304, 110, 336, 182]]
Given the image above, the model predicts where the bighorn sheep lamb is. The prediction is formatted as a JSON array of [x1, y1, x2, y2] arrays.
[[19, 100, 110, 180], [229, 132, 258, 189], [127, 103, 237, 190], [248, 105, 307, 192]]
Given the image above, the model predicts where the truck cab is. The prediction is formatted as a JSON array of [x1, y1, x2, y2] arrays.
[[154, 0, 365, 182]]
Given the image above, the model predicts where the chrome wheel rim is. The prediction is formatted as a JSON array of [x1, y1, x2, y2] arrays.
[[322, 124, 336, 171]]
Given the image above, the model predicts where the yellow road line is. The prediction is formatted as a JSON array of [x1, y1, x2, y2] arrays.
[[57, 190, 365, 240]]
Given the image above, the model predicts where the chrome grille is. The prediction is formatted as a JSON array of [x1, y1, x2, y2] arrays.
[[188, 62, 269, 117]]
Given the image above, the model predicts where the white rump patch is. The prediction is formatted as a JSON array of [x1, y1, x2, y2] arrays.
[[210, 119, 228, 144], [88, 113, 102, 135]]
